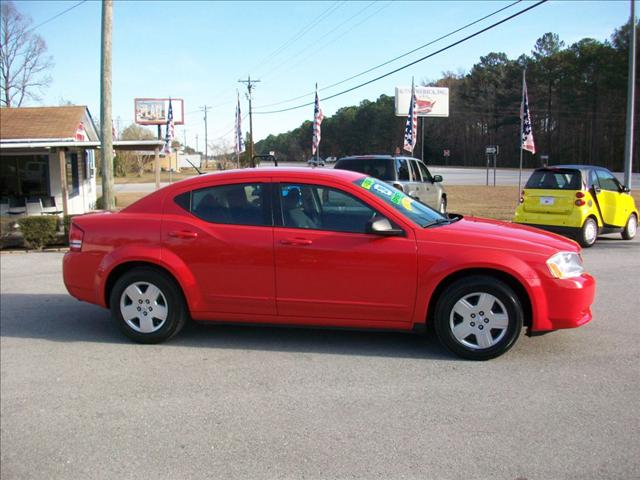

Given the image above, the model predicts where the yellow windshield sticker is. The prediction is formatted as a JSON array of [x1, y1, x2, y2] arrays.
[[401, 197, 414, 211]]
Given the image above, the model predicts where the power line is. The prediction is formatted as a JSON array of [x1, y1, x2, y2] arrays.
[[258, 1, 379, 82], [26, 0, 88, 34], [254, 0, 548, 115], [255, 0, 522, 110]]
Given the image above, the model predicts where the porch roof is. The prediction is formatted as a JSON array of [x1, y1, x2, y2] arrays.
[[0, 139, 165, 151]]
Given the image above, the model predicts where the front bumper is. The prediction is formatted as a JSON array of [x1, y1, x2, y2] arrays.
[[531, 273, 596, 332]]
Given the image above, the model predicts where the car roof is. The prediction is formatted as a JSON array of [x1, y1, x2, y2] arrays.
[[122, 167, 368, 213], [338, 155, 420, 162], [539, 164, 609, 173]]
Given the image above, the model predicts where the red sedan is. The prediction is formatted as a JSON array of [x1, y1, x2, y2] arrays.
[[63, 168, 595, 360]]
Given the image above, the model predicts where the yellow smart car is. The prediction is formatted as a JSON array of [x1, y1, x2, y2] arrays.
[[514, 165, 638, 247]]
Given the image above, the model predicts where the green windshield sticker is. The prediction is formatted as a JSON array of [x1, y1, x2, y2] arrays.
[[391, 192, 403, 204], [361, 177, 375, 190]]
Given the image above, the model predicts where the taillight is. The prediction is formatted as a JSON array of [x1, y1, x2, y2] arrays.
[[576, 192, 585, 199], [69, 223, 84, 251], [519, 190, 525, 203], [575, 200, 585, 206]]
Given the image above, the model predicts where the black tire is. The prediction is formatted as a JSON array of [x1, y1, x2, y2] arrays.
[[621, 213, 637, 240], [109, 267, 188, 344], [433, 275, 523, 360], [577, 217, 598, 248]]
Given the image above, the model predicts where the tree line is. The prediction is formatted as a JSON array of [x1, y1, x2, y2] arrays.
[[255, 22, 639, 171]]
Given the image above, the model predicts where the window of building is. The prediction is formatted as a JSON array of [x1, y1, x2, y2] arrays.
[[0, 155, 49, 198]]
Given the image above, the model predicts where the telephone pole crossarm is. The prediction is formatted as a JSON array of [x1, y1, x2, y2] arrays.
[[238, 75, 261, 167]]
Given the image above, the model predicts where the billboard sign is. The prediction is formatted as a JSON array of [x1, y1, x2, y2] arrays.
[[134, 98, 185, 125], [395, 87, 449, 117]]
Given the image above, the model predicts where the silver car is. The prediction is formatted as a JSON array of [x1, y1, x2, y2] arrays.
[[334, 155, 447, 213]]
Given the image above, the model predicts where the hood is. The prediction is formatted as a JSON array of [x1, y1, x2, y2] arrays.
[[418, 216, 580, 256]]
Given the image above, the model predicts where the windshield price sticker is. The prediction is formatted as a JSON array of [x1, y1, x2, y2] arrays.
[[361, 177, 375, 190]]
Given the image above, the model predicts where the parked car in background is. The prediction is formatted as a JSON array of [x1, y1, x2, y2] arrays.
[[334, 155, 447, 213], [63, 168, 595, 360], [307, 157, 325, 167], [325, 156, 337, 164], [513, 165, 638, 247]]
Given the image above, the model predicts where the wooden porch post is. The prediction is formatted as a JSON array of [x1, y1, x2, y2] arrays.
[[154, 147, 160, 190], [58, 148, 69, 217]]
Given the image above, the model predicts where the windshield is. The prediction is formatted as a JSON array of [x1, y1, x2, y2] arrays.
[[353, 177, 446, 227]]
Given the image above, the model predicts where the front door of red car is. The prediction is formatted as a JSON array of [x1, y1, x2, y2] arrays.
[[273, 182, 417, 325], [162, 180, 276, 316]]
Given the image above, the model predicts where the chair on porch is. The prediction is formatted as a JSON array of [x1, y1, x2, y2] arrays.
[[26, 197, 44, 216], [8, 197, 26, 215], [41, 196, 62, 215]]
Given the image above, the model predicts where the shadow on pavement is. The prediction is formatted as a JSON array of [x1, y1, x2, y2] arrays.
[[0, 294, 454, 361]]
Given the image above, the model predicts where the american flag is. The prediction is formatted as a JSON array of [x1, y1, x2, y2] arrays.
[[235, 91, 245, 155], [521, 78, 536, 154], [312, 85, 324, 156], [403, 78, 418, 153], [162, 99, 175, 155]]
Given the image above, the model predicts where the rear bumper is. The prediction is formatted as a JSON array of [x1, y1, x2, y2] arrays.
[[63, 252, 100, 305], [531, 273, 596, 332]]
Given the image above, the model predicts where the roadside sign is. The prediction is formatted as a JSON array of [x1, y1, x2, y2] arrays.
[[485, 146, 499, 155], [134, 98, 185, 125], [443, 149, 450, 157]]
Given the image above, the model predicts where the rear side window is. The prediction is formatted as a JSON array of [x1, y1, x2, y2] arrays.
[[334, 158, 394, 181], [525, 169, 582, 190], [409, 160, 421, 181], [396, 158, 410, 181], [176, 183, 269, 226]]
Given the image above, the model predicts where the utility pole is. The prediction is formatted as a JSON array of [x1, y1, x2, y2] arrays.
[[100, 0, 114, 210], [195, 134, 199, 153], [183, 129, 187, 149], [624, 0, 636, 188], [239, 75, 260, 167], [201, 105, 211, 168]]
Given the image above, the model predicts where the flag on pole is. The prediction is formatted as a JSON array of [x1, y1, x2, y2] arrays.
[[162, 98, 175, 155], [403, 78, 418, 153], [235, 91, 245, 154], [521, 77, 536, 154], [312, 84, 324, 156]]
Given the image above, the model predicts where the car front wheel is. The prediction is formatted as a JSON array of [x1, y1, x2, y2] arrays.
[[578, 217, 598, 248], [110, 267, 188, 343], [621, 213, 637, 240], [434, 275, 523, 360]]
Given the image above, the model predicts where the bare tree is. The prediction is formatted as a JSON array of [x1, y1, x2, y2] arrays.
[[1, 1, 54, 107]]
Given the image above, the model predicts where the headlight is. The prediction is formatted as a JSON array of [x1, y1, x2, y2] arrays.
[[546, 252, 584, 279]]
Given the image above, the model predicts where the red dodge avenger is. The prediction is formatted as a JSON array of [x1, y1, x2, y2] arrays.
[[63, 168, 595, 360]]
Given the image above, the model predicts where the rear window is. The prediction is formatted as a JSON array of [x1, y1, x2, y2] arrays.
[[335, 158, 395, 181], [525, 169, 583, 190]]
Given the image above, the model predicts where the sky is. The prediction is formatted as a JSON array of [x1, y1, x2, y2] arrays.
[[14, 0, 634, 154]]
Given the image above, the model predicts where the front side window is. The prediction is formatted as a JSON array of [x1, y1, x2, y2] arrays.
[[180, 183, 269, 226], [417, 161, 433, 183], [280, 183, 376, 234], [596, 170, 620, 192], [354, 177, 444, 227]]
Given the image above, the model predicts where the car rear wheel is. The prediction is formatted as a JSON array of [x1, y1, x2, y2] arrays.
[[110, 267, 188, 343], [434, 275, 523, 360], [578, 217, 598, 248], [621, 213, 637, 240]]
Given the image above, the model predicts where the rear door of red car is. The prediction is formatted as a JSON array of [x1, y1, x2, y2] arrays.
[[162, 177, 276, 316], [272, 177, 418, 325]]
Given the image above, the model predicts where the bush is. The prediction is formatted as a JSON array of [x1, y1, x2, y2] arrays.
[[17, 216, 59, 250], [63, 214, 78, 238]]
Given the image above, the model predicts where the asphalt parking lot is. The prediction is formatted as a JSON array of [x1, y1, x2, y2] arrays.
[[1, 235, 639, 480]]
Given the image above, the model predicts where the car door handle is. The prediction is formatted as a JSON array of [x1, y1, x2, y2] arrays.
[[168, 230, 198, 239], [280, 238, 313, 246]]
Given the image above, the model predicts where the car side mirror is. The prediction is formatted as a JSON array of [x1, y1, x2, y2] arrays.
[[366, 216, 405, 236], [432, 175, 443, 183]]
